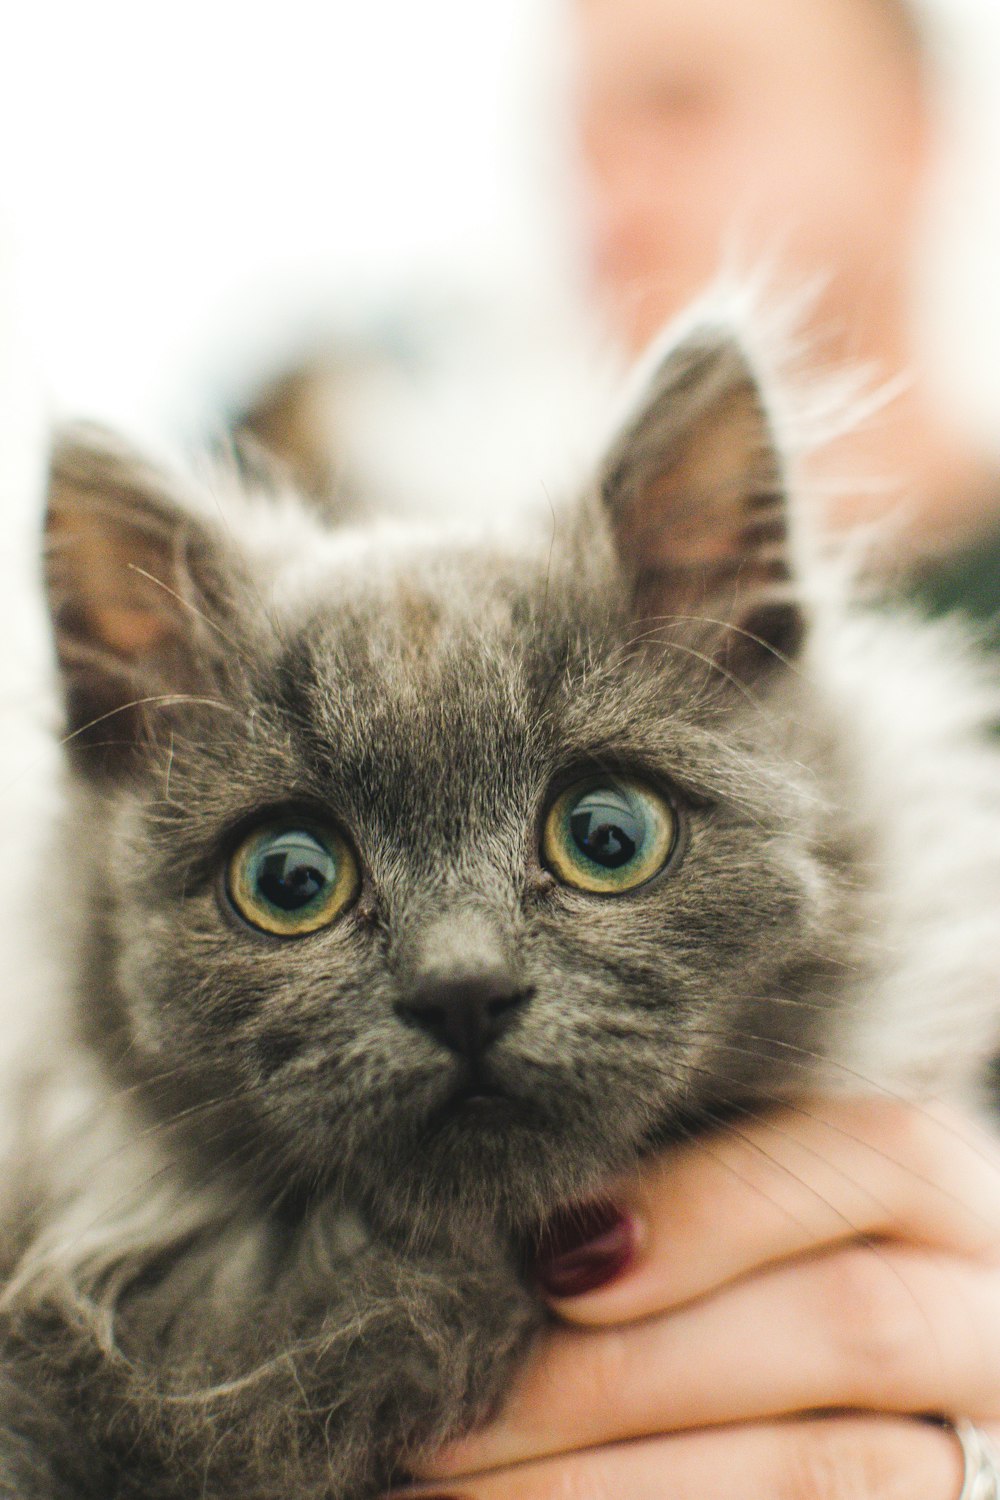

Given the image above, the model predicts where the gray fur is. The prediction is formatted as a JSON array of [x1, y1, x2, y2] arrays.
[[2, 321, 1000, 1497]]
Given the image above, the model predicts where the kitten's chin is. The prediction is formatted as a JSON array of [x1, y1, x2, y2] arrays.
[[357, 1091, 639, 1236], [425, 1082, 534, 1131]]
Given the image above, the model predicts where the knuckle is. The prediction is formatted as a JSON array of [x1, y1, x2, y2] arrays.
[[855, 1098, 932, 1181], [549, 1453, 616, 1500], [862, 1099, 964, 1196], [819, 1248, 927, 1399], [779, 1419, 944, 1500], [852, 1100, 1000, 1256]]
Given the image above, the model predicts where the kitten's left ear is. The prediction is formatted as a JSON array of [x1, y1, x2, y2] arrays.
[[600, 326, 804, 679], [44, 426, 237, 776]]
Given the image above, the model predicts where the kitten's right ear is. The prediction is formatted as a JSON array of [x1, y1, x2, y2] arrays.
[[599, 324, 804, 682], [44, 426, 232, 777]]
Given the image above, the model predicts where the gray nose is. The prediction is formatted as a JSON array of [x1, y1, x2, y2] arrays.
[[396, 970, 533, 1058]]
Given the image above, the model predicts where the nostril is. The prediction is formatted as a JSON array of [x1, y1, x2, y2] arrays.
[[409, 1001, 450, 1039], [395, 975, 533, 1058], [487, 985, 535, 1021]]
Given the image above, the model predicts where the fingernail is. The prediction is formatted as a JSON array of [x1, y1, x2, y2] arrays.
[[532, 1198, 638, 1298]]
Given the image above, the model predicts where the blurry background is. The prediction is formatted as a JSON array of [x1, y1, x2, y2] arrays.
[[2, 0, 1000, 556], [2, 0, 569, 415], [0, 0, 609, 522]]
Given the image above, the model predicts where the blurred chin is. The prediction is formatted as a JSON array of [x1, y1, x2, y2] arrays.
[[457, 1101, 648, 1223], [350, 1101, 625, 1234]]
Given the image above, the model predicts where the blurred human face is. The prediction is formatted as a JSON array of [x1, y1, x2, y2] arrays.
[[576, 0, 927, 361]]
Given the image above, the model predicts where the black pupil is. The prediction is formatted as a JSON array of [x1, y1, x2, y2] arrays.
[[569, 788, 643, 870], [256, 836, 332, 912]]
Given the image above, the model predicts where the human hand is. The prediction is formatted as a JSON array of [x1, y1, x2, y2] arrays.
[[406, 1098, 1000, 1497]]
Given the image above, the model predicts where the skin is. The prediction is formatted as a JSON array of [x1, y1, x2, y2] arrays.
[[577, 0, 925, 357], [573, 0, 998, 549], [409, 1098, 1000, 1498]]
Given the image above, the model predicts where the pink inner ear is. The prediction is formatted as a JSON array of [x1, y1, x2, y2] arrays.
[[642, 389, 778, 570], [641, 474, 746, 568], [48, 495, 181, 663], [91, 605, 170, 657], [601, 333, 803, 672]]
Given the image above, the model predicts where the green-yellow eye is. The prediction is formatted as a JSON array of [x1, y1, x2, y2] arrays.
[[227, 821, 359, 936], [542, 777, 677, 894]]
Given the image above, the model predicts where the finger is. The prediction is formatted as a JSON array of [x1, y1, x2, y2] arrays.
[[427, 1242, 1000, 1477], [537, 1098, 1000, 1325], [400, 1416, 962, 1500]]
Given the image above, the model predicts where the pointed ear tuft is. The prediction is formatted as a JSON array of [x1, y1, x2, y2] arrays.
[[600, 327, 805, 678], [45, 426, 229, 776]]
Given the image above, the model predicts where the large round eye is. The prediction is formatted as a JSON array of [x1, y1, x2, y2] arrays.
[[542, 777, 677, 894], [227, 821, 359, 936]]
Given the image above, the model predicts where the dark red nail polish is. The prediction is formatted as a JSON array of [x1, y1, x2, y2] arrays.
[[532, 1199, 637, 1298]]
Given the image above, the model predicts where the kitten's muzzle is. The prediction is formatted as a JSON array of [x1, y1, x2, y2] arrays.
[[393, 905, 533, 1060], [395, 972, 535, 1060]]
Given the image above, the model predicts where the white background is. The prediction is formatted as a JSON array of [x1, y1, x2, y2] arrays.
[[1, 0, 1000, 494], [0, 0, 576, 432]]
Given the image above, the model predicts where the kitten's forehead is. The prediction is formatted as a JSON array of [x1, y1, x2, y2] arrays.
[[256, 505, 549, 636], [259, 517, 596, 744], [250, 514, 770, 850], [283, 536, 553, 736]]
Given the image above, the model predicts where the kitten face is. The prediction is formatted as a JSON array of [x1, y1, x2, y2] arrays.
[[45, 331, 853, 1233]]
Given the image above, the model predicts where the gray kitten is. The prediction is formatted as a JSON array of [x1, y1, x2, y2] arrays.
[[2, 321, 1000, 1499]]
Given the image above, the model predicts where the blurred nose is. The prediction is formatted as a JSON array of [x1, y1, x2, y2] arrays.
[[394, 907, 533, 1059], [397, 970, 532, 1058]]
